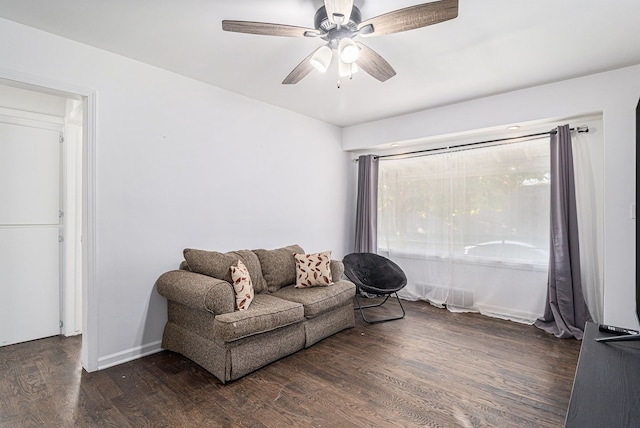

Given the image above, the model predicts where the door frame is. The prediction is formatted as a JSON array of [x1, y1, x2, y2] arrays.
[[0, 69, 98, 372]]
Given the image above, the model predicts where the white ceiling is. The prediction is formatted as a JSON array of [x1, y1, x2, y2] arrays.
[[1, 0, 639, 127]]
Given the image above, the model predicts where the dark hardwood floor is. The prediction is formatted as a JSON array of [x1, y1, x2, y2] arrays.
[[0, 299, 581, 427]]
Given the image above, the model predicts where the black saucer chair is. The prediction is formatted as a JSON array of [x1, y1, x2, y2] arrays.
[[343, 253, 407, 324]]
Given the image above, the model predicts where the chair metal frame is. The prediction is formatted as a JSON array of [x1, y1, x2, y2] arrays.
[[354, 290, 406, 324]]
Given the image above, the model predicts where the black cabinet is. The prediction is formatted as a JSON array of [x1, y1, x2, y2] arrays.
[[565, 322, 640, 427]]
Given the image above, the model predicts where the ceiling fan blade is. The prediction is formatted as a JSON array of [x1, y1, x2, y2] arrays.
[[222, 20, 319, 37], [355, 42, 396, 82], [282, 49, 320, 85], [357, 0, 458, 37], [324, 0, 354, 24]]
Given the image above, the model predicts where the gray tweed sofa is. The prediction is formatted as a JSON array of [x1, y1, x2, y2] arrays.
[[156, 244, 356, 383]]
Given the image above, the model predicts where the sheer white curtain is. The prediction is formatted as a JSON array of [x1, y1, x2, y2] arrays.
[[573, 130, 604, 323], [378, 138, 551, 323]]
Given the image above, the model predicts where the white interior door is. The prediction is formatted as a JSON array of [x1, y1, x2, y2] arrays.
[[0, 121, 61, 347]]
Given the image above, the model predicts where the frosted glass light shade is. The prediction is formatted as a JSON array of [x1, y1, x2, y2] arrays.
[[325, 0, 353, 24], [338, 38, 360, 63], [339, 60, 358, 78], [310, 46, 333, 73]]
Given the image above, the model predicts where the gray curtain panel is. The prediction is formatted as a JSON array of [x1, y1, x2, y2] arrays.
[[535, 125, 592, 339], [354, 155, 379, 253]]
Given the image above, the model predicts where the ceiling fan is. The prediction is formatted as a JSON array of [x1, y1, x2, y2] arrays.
[[222, 0, 458, 85]]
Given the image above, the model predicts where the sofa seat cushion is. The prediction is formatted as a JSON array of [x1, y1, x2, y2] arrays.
[[214, 294, 304, 342], [271, 280, 356, 319]]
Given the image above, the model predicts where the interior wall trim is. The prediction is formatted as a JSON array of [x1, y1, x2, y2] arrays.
[[97, 341, 163, 371]]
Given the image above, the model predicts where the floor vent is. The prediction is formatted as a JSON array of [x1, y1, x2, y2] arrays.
[[449, 287, 475, 308]]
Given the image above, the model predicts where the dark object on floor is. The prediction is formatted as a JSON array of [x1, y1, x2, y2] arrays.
[[343, 253, 407, 323]]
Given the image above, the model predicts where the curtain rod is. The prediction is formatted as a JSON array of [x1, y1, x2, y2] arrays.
[[355, 125, 589, 162]]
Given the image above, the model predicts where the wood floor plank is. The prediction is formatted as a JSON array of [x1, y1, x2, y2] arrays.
[[0, 299, 581, 427]]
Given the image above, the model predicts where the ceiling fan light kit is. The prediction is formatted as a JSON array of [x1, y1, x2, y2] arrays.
[[339, 60, 358, 79], [222, 0, 458, 85], [310, 45, 333, 72], [338, 37, 360, 63]]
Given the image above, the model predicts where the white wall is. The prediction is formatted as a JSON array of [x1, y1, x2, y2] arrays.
[[0, 17, 351, 369], [63, 99, 83, 337], [344, 64, 640, 330]]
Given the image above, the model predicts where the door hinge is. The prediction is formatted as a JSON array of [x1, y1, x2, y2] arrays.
[[59, 134, 64, 144], [59, 210, 64, 219], [58, 235, 64, 243], [59, 320, 64, 328]]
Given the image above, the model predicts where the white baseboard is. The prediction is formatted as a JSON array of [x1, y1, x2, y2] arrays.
[[97, 340, 163, 370]]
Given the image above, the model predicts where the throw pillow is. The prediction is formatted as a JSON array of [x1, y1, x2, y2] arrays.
[[229, 260, 254, 311], [294, 251, 334, 288]]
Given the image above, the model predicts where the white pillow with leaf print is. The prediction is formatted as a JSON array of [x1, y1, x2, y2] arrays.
[[229, 260, 254, 310], [294, 251, 334, 288]]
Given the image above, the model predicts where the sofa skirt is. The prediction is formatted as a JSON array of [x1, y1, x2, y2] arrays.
[[162, 320, 306, 383], [304, 303, 355, 347]]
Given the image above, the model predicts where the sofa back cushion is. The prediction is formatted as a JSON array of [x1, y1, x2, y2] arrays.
[[182, 248, 267, 293], [253, 244, 304, 292]]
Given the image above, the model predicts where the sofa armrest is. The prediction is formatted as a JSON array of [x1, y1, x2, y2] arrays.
[[156, 270, 235, 315], [330, 260, 345, 281]]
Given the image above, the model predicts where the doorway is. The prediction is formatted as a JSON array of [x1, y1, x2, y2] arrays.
[[0, 84, 84, 348], [0, 72, 97, 372]]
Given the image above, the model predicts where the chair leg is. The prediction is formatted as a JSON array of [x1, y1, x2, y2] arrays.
[[354, 292, 406, 324]]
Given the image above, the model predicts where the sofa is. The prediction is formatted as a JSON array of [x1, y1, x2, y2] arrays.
[[156, 244, 356, 383]]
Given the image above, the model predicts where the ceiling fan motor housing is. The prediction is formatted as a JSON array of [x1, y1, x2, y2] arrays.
[[314, 5, 362, 49]]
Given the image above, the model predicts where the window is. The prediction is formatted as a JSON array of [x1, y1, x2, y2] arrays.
[[378, 138, 550, 266], [377, 137, 551, 323]]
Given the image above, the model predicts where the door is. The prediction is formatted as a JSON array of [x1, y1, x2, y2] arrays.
[[0, 121, 61, 347]]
